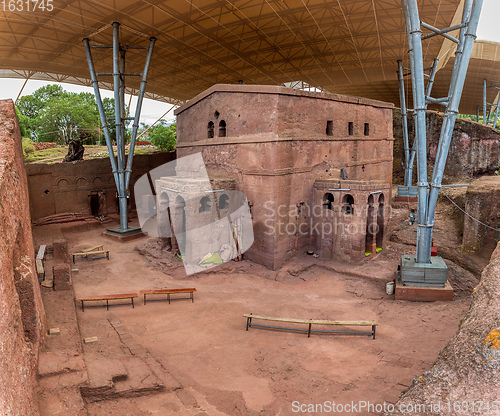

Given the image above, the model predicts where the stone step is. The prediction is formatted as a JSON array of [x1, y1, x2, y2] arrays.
[[80, 354, 165, 403]]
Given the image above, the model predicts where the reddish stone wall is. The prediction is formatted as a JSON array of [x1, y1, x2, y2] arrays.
[[175, 85, 394, 269], [462, 176, 500, 257], [0, 100, 45, 415], [26, 151, 176, 221], [393, 109, 500, 183]]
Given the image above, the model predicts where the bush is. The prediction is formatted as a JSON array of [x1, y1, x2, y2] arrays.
[[22, 138, 35, 159], [149, 123, 176, 151]]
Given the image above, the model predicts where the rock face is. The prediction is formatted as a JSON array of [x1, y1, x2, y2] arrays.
[[462, 176, 500, 256], [26, 151, 176, 222], [393, 109, 500, 183], [384, 242, 500, 416], [0, 100, 46, 415]]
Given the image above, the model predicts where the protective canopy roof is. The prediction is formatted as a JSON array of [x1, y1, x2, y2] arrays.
[[331, 39, 500, 115], [0, 0, 497, 113]]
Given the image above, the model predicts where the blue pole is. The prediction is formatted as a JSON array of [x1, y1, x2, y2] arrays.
[[397, 60, 411, 187], [82, 38, 120, 191], [405, 0, 429, 263], [424, 0, 483, 262], [112, 22, 128, 231], [125, 36, 156, 191]]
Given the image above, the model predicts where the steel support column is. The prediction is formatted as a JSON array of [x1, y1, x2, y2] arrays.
[[125, 36, 156, 190], [405, 0, 429, 263], [403, 0, 483, 264], [112, 22, 129, 231], [397, 60, 411, 187], [404, 58, 439, 187], [483, 82, 500, 129], [483, 78, 488, 125], [83, 22, 155, 234], [83, 38, 120, 190], [493, 93, 500, 129]]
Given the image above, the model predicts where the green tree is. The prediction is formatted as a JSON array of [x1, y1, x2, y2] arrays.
[[15, 108, 29, 137], [16, 84, 130, 144], [35, 92, 100, 143], [149, 122, 176, 151]]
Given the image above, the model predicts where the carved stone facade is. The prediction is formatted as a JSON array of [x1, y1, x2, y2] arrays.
[[174, 84, 394, 269]]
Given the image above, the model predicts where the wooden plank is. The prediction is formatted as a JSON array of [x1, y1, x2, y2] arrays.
[[243, 314, 313, 325], [243, 314, 377, 327], [81, 245, 104, 253], [73, 250, 108, 257], [310, 319, 377, 326], [36, 258, 44, 274], [140, 288, 196, 294], [36, 245, 46, 260], [76, 293, 138, 301]]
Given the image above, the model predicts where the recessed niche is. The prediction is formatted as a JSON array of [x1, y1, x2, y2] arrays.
[[326, 120, 333, 136]]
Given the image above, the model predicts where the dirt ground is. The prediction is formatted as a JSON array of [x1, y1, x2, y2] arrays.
[[34, 203, 478, 416]]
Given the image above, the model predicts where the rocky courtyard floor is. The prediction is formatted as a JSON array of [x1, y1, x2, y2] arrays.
[[34, 206, 478, 416]]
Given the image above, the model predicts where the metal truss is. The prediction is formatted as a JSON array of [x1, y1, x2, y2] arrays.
[[0, 1, 465, 105], [402, 0, 483, 264], [83, 22, 156, 232]]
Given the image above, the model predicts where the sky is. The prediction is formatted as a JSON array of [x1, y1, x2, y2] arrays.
[[0, 0, 498, 126]]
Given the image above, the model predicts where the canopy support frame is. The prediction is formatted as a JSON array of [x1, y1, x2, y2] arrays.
[[83, 22, 156, 233]]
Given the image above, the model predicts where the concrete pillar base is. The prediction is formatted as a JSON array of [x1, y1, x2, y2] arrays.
[[103, 226, 146, 242], [395, 279, 454, 302]]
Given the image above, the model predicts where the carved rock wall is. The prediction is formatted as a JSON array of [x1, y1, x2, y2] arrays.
[[0, 99, 45, 415]]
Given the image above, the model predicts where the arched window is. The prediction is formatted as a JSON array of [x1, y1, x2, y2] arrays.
[[218, 194, 229, 210], [199, 196, 211, 213], [323, 193, 334, 210], [377, 193, 385, 249], [365, 194, 376, 253], [342, 194, 355, 215], [219, 120, 226, 137], [207, 121, 214, 138]]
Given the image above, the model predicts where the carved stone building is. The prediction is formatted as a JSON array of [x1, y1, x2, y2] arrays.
[[172, 84, 394, 270]]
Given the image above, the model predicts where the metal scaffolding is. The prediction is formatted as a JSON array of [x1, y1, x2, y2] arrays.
[[397, 58, 438, 188], [402, 0, 483, 264], [83, 22, 156, 234], [482, 79, 500, 128]]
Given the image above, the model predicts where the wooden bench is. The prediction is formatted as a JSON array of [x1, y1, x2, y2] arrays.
[[140, 288, 196, 305], [36, 245, 46, 260], [36, 258, 45, 281], [76, 293, 138, 312], [35, 245, 47, 281], [72, 245, 109, 264], [243, 314, 377, 339]]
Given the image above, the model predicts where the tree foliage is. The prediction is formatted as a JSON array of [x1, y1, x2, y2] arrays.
[[458, 113, 500, 129], [15, 84, 124, 144], [148, 121, 176, 151], [35, 93, 100, 143]]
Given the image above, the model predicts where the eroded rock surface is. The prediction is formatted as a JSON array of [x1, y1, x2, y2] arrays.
[[384, 243, 500, 416], [0, 99, 46, 415]]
